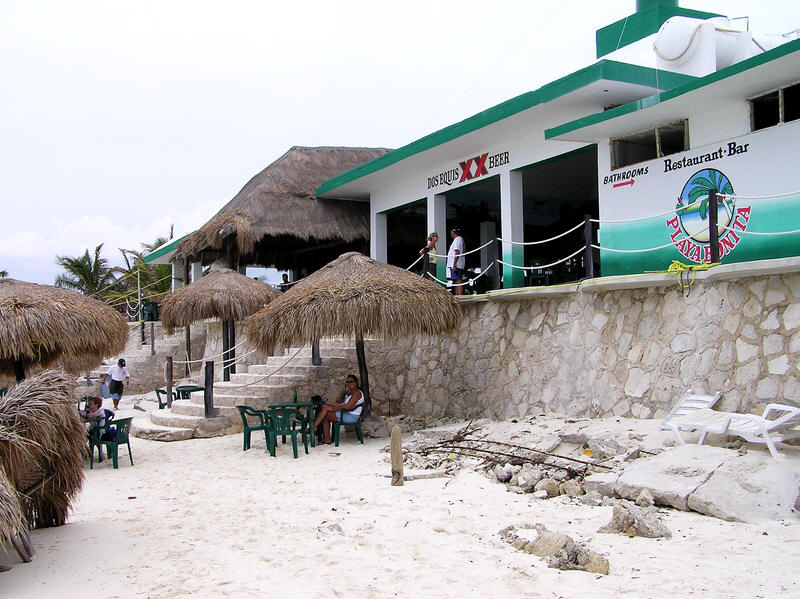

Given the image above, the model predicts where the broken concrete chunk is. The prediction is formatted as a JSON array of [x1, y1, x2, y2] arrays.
[[597, 502, 671, 538]]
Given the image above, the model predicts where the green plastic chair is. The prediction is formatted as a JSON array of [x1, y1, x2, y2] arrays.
[[333, 402, 365, 447], [90, 417, 134, 469], [267, 405, 308, 458], [236, 406, 270, 451], [155, 388, 177, 409]]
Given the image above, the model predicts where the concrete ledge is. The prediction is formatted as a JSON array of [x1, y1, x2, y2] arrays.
[[579, 272, 676, 292], [700, 256, 800, 281]]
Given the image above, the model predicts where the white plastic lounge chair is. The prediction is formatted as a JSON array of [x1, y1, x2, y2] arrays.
[[660, 390, 723, 432], [665, 403, 800, 460]]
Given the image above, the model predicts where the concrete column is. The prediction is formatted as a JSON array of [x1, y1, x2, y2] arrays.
[[372, 209, 388, 263], [427, 193, 446, 282], [191, 261, 203, 283], [500, 169, 525, 289]]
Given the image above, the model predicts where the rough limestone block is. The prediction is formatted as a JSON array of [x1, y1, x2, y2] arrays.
[[614, 445, 728, 510], [687, 452, 800, 523]]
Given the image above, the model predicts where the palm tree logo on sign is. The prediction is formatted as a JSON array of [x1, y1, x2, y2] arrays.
[[674, 168, 734, 243], [666, 168, 751, 263]]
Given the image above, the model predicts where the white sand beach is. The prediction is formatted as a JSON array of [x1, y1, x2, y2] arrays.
[[3, 408, 799, 599]]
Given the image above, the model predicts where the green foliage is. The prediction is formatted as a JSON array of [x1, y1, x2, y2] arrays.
[[54, 244, 117, 297], [0, 270, 7, 278]]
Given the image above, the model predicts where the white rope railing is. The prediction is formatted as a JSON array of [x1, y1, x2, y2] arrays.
[[221, 345, 307, 388], [498, 246, 584, 271], [499, 220, 584, 246], [173, 338, 250, 364], [719, 190, 800, 201], [427, 261, 495, 288], [406, 254, 424, 271], [591, 240, 678, 253], [428, 238, 495, 259]]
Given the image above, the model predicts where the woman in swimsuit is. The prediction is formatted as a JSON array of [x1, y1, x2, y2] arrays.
[[313, 374, 364, 444]]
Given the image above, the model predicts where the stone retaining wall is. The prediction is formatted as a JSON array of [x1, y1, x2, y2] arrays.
[[364, 266, 800, 422]]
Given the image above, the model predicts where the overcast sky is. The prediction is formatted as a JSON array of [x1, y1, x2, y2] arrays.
[[2, 0, 799, 285]]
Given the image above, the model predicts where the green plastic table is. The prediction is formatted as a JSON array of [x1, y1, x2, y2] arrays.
[[175, 384, 204, 399], [268, 402, 320, 448]]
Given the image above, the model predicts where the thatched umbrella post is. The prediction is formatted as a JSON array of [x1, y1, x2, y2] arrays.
[[354, 333, 371, 416], [248, 253, 461, 418], [0, 279, 128, 382], [160, 267, 281, 387]]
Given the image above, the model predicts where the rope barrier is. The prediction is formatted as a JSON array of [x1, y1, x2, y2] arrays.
[[591, 240, 678, 253], [406, 254, 424, 271], [719, 190, 800, 201], [498, 220, 584, 246], [667, 260, 718, 295], [428, 238, 495, 259], [173, 337, 250, 364], [498, 246, 584, 271], [427, 261, 495, 288], [221, 345, 307, 388]]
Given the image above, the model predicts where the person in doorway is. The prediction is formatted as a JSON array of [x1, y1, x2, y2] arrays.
[[101, 358, 130, 410], [447, 227, 465, 295], [419, 232, 439, 280], [279, 273, 291, 293], [312, 375, 364, 444]]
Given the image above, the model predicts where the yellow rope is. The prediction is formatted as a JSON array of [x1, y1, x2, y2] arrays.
[[667, 260, 718, 292]]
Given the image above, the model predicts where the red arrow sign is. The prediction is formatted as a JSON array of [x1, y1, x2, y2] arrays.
[[613, 179, 635, 188]]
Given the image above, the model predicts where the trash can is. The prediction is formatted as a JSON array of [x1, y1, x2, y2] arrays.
[[142, 301, 160, 321]]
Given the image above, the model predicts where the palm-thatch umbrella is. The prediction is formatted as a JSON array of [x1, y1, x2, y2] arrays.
[[247, 252, 461, 415], [160, 267, 281, 381], [0, 278, 129, 382], [0, 470, 31, 568], [0, 369, 86, 536], [175, 146, 391, 272]]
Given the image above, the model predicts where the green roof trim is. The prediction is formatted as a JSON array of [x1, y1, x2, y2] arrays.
[[316, 60, 695, 197], [545, 38, 800, 140], [143, 233, 191, 263], [595, 3, 722, 58]]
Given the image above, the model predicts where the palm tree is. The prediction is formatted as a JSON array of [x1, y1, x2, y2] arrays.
[[107, 236, 173, 314], [0, 270, 7, 278], [54, 244, 116, 297]]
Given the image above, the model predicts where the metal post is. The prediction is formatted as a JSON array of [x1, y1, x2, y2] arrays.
[[150, 322, 155, 355], [165, 357, 173, 409], [708, 190, 720, 263], [138, 269, 144, 344], [204, 361, 216, 418], [311, 339, 321, 366], [584, 214, 595, 280], [492, 238, 502, 290]]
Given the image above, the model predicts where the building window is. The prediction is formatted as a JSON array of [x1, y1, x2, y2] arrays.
[[610, 120, 687, 170], [750, 83, 800, 131]]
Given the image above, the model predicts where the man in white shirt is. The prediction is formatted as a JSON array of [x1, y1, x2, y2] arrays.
[[101, 358, 130, 410], [446, 227, 465, 296]]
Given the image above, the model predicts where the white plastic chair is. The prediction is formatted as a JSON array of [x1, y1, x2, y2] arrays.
[[660, 390, 723, 432], [665, 403, 800, 460]]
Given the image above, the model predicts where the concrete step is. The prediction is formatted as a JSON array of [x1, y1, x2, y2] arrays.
[[171, 400, 238, 419], [149, 409, 239, 437], [131, 416, 195, 442], [246, 359, 350, 375], [226, 372, 306, 385]]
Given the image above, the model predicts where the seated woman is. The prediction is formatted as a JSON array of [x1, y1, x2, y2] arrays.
[[313, 374, 364, 444], [80, 397, 113, 461]]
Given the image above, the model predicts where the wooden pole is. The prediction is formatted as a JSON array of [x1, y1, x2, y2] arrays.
[[311, 339, 321, 366], [165, 357, 173, 409], [391, 425, 404, 486], [13, 359, 25, 382], [228, 319, 236, 375], [184, 261, 191, 377], [204, 361, 216, 418], [708, 189, 720, 263], [222, 320, 230, 382], [355, 333, 371, 417], [150, 322, 155, 356]]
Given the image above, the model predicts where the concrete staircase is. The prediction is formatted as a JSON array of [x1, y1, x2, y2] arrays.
[[131, 339, 357, 441]]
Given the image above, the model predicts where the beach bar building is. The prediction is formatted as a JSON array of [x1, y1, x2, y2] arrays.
[[316, 0, 800, 290]]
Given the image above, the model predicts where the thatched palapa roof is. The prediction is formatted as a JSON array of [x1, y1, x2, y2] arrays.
[[176, 146, 391, 268], [248, 252, 461, 351], [160, 267, 281, 333], [0, 278, 129, 380], [0, 370, 86, 530]]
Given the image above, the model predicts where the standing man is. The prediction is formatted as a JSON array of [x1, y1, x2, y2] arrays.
[[447, 227, 465, 295], [101, 358, 130, 410], [279, 273, 291, 292]]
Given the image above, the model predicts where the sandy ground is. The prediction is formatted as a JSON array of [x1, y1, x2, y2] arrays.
[[3, 406, 799, 599]]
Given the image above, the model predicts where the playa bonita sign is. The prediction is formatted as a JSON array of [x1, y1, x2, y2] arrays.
[[427, 150, 510, 190]]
